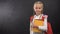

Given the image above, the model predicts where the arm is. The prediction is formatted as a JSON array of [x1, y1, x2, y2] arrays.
[[30, 16, 33, 34], [30, 16, 34, 31], [46, 22, 53, 34], [30, 21, 34, 34], [30, 21, 33, 31], [38, 15, 48, 31]]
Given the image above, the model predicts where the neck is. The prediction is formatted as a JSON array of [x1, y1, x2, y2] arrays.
[[36, 13, 42, 16]]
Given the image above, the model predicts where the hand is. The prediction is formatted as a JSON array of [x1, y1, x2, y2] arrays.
[[33, 24, 38, 28]]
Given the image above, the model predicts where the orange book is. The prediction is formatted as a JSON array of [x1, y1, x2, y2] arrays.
[[32, 19, 44, 32]]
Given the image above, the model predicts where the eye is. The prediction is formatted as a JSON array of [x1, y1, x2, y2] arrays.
[[35, 7, 41, 9], [35, 7, 38, 9]]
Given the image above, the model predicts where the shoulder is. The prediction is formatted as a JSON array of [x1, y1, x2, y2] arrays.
[[42, 14, 48, 18], [30, 15, 34, 22], [30, 15, 34, 19]]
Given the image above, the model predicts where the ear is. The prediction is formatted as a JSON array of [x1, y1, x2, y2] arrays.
[[33, 6, 34, 9]]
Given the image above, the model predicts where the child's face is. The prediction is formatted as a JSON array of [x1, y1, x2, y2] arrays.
[[33, 4, 43, 14]]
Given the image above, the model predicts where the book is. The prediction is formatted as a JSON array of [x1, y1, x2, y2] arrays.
[[32, 19, 44, 32]]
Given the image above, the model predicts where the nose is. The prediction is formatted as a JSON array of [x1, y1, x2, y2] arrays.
[[36, 9, 40, 11]]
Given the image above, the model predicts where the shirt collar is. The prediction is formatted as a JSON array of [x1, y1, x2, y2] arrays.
[[34, 14, 43, 17]]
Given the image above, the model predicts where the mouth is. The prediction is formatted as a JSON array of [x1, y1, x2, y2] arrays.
[[36, 11, 41, 12]]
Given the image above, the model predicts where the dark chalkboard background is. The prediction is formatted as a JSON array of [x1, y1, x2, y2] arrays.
[[0, 0, 59, 34]]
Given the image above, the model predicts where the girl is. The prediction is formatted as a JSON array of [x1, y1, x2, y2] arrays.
[[30, 1, 53, 34]]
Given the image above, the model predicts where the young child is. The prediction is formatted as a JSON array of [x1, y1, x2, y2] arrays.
[[30, 1, 53, 34]]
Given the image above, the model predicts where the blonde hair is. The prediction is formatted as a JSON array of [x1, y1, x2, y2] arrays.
[[34, 1, 43, 5], [33, 1, 44, 15]]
